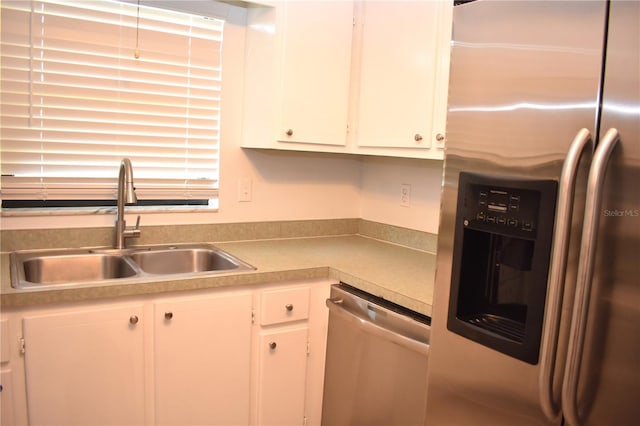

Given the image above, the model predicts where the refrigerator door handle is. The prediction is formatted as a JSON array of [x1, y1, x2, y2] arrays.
[[562, 128, 620, 426], [539, 128, 593, 421]]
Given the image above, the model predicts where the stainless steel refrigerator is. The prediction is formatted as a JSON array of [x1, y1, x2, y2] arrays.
[[425, 1, 639, 425]]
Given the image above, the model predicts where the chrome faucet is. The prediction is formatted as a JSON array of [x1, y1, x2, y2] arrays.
[[115, 158, 141, 249]]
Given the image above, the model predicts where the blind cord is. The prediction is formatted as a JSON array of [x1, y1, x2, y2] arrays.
[[134, 0, 141, 59]]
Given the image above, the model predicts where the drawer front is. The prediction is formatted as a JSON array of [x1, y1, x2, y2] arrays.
[[260, 287, 310, 326]]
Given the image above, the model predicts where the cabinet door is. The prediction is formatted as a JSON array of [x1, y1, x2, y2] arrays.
[[277, 1, 353, 146], [354, 1, 451, 154], [154, 291, 252, 426], [256, 327, 309, 426], [1, 369, 15, 426], [22, 304, 146, 426]]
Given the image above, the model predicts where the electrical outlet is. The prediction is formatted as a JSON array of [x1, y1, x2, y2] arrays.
[[400, 184, 411, 207]]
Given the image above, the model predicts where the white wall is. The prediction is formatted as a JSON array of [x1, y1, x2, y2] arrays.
[[359, 156, 443, 234], [0, 2, 443, 234]]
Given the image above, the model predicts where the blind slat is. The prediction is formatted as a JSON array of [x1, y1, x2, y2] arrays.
[[1, 0, 224, 203]]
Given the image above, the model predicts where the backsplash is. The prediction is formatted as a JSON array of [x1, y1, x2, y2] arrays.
[[358, 220, 438, 253], [1, 218, 436, 253]]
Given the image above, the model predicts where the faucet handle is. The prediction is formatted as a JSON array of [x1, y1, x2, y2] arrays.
[[123, 215, 142, 240]]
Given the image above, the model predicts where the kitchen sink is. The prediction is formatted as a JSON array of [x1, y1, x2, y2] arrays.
[[129, 245, 253, 275], [10, 244, 255, 289], [20, 253, 138, 286]]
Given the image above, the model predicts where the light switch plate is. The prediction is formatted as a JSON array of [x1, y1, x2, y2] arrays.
[[238, 177, 252, 202], [400, 184, 411, 207]]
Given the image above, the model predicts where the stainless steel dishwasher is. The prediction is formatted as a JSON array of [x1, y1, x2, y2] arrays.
[[321, 283, 431, 426]]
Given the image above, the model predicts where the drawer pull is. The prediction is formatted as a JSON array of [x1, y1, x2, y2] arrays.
[[269, 341, 277, 350], [129, 315, 139, 325], [164, 312, 173, 320], [285, 304, 294, 312]]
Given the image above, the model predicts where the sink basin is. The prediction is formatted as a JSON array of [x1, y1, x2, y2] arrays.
[[129, 246, 254, 275], [10, 244, 255, 289], [15, 252, 137, 287]]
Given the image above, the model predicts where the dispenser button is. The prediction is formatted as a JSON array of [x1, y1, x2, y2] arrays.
[[522, 221, 534, 231], [479, 191, 488, 206], [508, 218, 519, 227], [509, 194, 520, 212]]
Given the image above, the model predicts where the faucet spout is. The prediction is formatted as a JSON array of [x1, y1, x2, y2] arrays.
[[115, 158, 141, 249]]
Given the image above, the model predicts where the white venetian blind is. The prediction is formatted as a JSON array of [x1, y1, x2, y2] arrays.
[[1, 0, 223, 204]]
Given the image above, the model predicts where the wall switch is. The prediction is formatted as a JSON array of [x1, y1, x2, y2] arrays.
[[400, 184, 411, 207], [238, 177, 252, 202]]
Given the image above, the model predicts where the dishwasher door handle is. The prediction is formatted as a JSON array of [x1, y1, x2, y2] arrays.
[[326, 298, 430, 356]]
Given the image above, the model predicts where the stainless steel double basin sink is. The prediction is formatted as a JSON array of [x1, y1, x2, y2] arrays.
[[10, 244, 255, 289]]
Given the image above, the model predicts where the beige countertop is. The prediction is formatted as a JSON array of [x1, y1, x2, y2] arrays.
[[0, 235, 436, 316]]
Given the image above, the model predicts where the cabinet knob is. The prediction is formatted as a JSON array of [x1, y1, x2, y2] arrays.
[[414, 134, 423, 142], [129, 315, 139, 325], [285, 303, 294, 312], [286, 129, 294, 137], [436, 133, 445, 142], [269, 341, 277, 350], [164, 312, 173, 320]]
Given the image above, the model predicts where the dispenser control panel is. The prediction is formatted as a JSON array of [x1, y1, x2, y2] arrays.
[[463, 181, 543, 237]]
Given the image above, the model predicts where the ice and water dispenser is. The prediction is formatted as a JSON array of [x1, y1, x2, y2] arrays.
[[448, 172, 557, 364]]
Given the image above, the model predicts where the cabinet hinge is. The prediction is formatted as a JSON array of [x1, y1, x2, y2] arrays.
[[303, 416, 308, 426], [251, 309, 255, 324], [306, 339, 310, 356], [19, 337, 25, 355]]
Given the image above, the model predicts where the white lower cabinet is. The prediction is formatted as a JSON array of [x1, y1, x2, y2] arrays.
[[252, 281, 331, 426], [22, 303, 147, 426], [1, 369, 16, 425], [154, 291, 252, 426], [1, 317, 19, 426], [5, 278, 333, 426], [255, 326, 309, 426]]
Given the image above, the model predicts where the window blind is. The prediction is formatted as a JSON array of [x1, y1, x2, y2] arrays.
[[1, 0, 223, 204]]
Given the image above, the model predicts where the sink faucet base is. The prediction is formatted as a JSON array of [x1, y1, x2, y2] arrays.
[[115, 158, 141, 249]]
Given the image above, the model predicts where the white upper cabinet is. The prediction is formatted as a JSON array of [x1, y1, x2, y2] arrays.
[[243, 1, 354, 150], [351, 1, 452, 159], [278, 2, 354, 146], [242, 1, 452, 159]]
